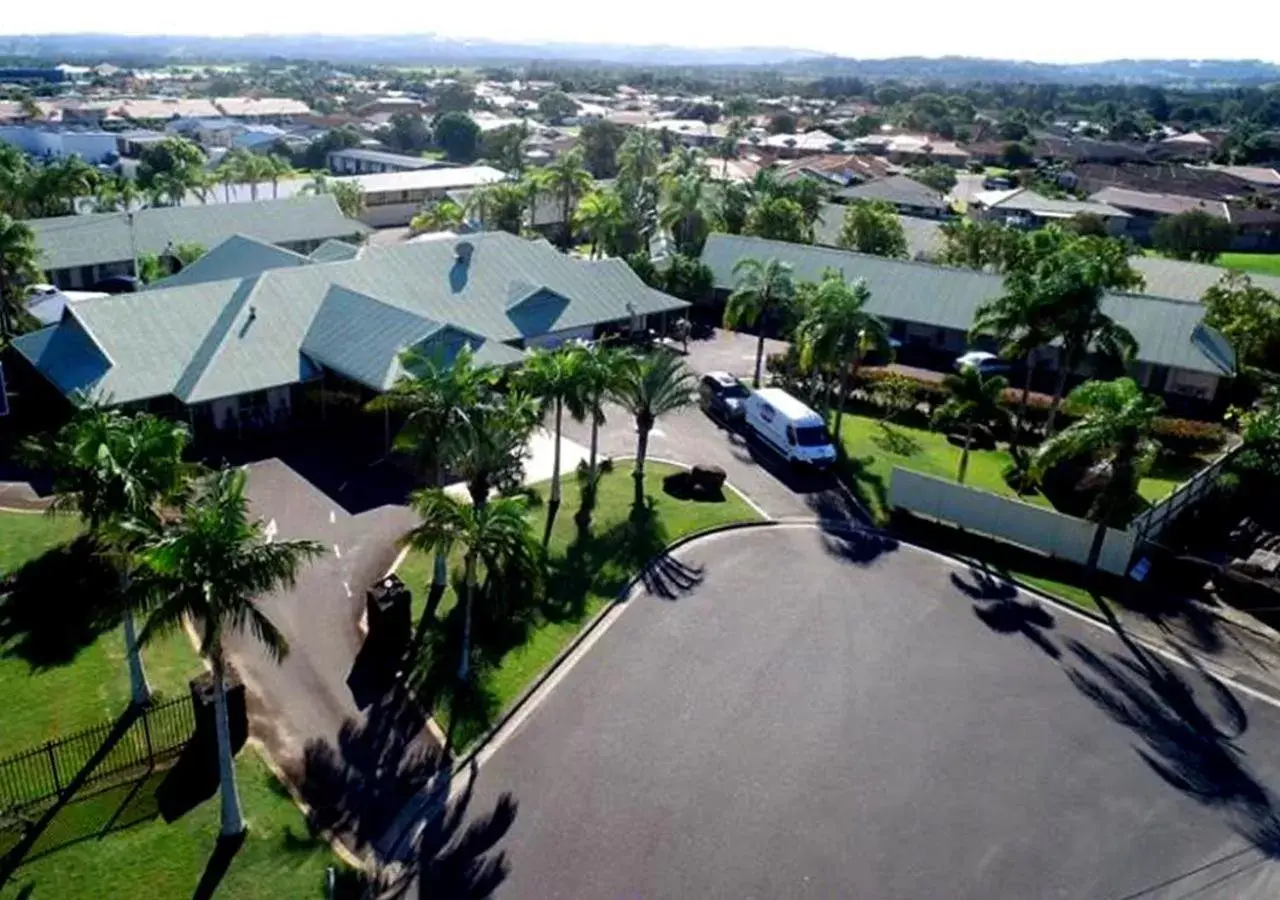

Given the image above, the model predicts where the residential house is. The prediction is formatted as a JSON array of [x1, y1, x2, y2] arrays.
[[773, 154, 894, 189], [875, 135, 970, 167], [1089, 186, 1280, 251], [27, 195, 369, 289], [968, 188, 1130, 233], [813, 203, 945, 260], [333, 165, 510, 227], [700, 234, 1235, 412], [9, 231, 687, 438], [1129, 255, 1280, 302], [1158, 132, 1216, 161], [834, 175, 950, 219], [213, 97, 313, 122], [0, 125, 121, 163], [642, 119, 724, 148], [757, 130, 845, 158]]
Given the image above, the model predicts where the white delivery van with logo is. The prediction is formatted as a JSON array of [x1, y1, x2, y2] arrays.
[[744, 387, 837, 468]]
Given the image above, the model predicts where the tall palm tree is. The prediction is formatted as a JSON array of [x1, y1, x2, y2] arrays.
[[794, 273, 889, 437], [443, 390, 541, 510], [0, 142, 33, 217], [542, 147, 593, 248], [367, 346, 496, 599], [265, 154, 294, 199], [28, 403, 196, 706], [609, 351, 697, 509], [410, 199, 465, 235], [216, 158, 240, 203], [658, 172, 712, 255], [404, 491, 538, 681], [518, 348, 588, 520], [725, 257, 797, 388], [932, 365, 1011, 484], [0, 213, 40, 339], [138, 467, 322, 836], [572, 189, 625, 258], [615, 129, 662, 189], [466, 182, 527, 235], [573, 342, 628, 498], [1032, 378, 1162, 571]]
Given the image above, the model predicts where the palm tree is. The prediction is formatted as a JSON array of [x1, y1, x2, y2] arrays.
[[794, 273, 889, 437], [518, 348, 588, 528], [541, 147, 593, 248], [571, 342, 628, 520], [138, 467, 322, 836], [443, 390, 541, 510], [329, 181, 366, 219], [725, 257, 796, 388], [932, 365, 1011, 484], [367, 346, 496, 601], [616, 129, 662, 189], [404, 491, 538, 681], [971, 287, 1056, 466], [609, 351, 697, 509], [1032, 378, 1162, 571], [466, 182, 527, 235], [28, 403, 196, 706], [265, 154, 294, 199], [658, 172, 712, 255], [572, 189, 625, 258], [216, 158, 240, 203], [0, 213, 40, 339], [0, 142, 33, 217], [410, 199, 465, 235]]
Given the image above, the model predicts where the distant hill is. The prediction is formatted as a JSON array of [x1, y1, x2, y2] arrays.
[[2, 35, 1279, 85]]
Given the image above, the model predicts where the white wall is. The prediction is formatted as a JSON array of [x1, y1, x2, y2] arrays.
[[0, 126, 118, 163], [889, 467, 1138, 576]]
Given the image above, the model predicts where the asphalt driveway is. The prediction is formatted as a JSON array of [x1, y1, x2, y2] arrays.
[[451, 524, 1280, 899]]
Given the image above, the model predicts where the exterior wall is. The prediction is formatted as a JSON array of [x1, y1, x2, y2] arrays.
[[525, 324, 596, 350], [1166, 368, 1220, 403], [0, 126, 119, 163], [208, 385, 293, 431], [889, 468, 1138, 576], [358, 189, 454, 227]]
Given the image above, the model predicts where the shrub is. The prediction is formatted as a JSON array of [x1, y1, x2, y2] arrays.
[[1150, 417, 1229, 455]]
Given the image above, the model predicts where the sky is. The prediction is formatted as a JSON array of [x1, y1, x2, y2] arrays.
[[3, 0, 1280, 64]]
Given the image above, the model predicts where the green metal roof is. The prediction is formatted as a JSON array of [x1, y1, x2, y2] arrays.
[[28, 195, 370, 273], [813, 203, 945, 260], [701, 233, 1234, 377], [1129, 255, 1280, 303], [833, 175, 948, 211], [15, 230, 686, 404], [153, 235, 312, 289], [308, 239, 363, 263]]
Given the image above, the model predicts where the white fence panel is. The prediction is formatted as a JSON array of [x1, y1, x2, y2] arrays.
[[888, 468, 1135, 576]]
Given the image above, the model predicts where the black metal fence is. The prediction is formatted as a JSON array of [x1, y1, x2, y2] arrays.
[[0, 694, 195, 815]]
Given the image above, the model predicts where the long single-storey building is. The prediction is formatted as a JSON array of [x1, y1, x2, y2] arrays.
[[28, 195, 370, 290], [700, 234, 1235, 413], [11, 231, 687, 436]]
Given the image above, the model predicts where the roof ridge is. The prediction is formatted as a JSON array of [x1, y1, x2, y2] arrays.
[[173, 275, 262, 402]]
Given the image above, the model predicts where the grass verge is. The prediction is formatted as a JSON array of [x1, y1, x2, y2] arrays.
[[1219, 252, 1280, 277]]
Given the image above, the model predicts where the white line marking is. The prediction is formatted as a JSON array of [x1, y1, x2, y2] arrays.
[[329, 510, 336, 524], [264, 518, 277, 543], [342, 581, 352, 599], [385, 545, 411, 578], [333, 543, 342, 559]]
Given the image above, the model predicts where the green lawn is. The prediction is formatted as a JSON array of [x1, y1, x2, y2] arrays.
[[0, 512, 205, 758], [397, 462, 763, 749], [1219, 252, 1280, 277], [1, 754, 343, 899], [835, 413, 1197, 525]]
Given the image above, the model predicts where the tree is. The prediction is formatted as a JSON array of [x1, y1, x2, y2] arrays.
[[838, 201, 908, 258], [609, 351, 698, 508], [1001, 142, 1034, 168], [1032, 378, 1161, 571], [265, 154, 294, 199], [769, 113, 797, 135], [368, 347, 495, 609], [794, 273, 889, 436], [171, 242, 206, 268], [542, 147, 594, 249], [571, 342, 629, 523], [616, 129, 662, 189], [443, 391, 541, 510], [660, 172, 714, 255], [573, 189, 625, 258], [328, 181, 366, 219], [1065, 212, 1110, 238], [537, 91, 579, 125], [1152, 209, 1235, 263], [726, 257, 796, 388], [481, 123, 528, 175], [745, 195, 808, 244], [384, 112, 433, 153], [716, 180, 753, 235], [576, 120, 627, 179], [466, 182, 527, 235], [932, 365, 1010, 484], [410, 199, 465, 235], [1202, 271, 1280, 369], [404, 491, 538, 681], [434, 82, 475, 114], [139, 467, 322, 835], [434, 112, 481, 163], [0, 213, 40, 339], [662, 253, 715, 303], [914, 164, 957, 194], [137, 136, 205, 190], [30, 403, 195, 707], [519, 348, 589, 526], [298, 126, 362, 171], [938, 219, 1015, 271]]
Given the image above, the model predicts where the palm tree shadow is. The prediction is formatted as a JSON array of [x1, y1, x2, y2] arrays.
[[407, 765, 517, 899], [955, 568, 1062, 661], [0, 535, 124, 669]]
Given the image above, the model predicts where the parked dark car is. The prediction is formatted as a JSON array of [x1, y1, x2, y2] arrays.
[[698, 371, 750, 423]]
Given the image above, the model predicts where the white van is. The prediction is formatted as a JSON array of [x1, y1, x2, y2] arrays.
[[744, 388, 838, 468]]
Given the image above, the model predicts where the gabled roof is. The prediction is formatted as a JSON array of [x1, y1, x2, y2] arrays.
[[700, 233, 1234, 377], [1087, 187, 1225, 218], [15, 231, 686, 404], [973, 188, 1130, 219], [834, 175, 948, 212], [1129, 255, 1280, 302], [813, 203, 944, 260], [153, 234, 312, 289], [29, 195, 368, 272]]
